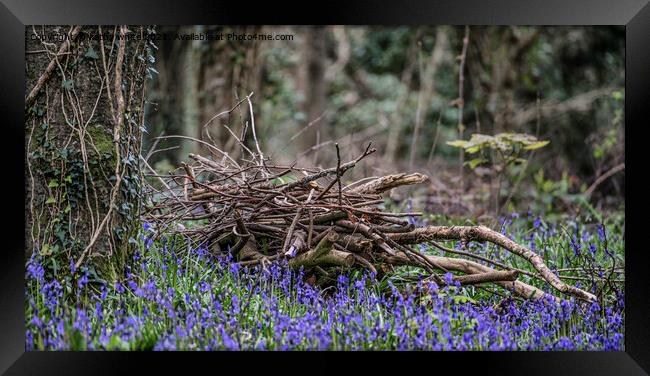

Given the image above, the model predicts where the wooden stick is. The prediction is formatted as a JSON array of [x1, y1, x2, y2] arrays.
[[281, 143, 375, 192], [335, 143, 343, 206]]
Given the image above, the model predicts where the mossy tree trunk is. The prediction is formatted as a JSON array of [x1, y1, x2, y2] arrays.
[[25, 25, 152, 277]]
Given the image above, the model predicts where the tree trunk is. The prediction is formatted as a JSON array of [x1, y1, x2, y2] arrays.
[[143, 25, 201, 166], [199, 25, 263, 160], [25, 25, 150, 275], [408, 27, 448, 170], [297, 26, 327, 162], [144, 25, 264, 166]]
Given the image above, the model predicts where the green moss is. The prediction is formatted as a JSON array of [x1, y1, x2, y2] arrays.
[[87, 124, 114, 154], [86, 124, 116, 173]]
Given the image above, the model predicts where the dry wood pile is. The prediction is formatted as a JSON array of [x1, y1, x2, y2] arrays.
[[144, 136, 597, 303]]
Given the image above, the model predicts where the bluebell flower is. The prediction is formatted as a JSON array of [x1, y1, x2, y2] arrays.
[[77, 271, 89, 291], [444, 272, 455, 285], [26, 255, 45, 283]]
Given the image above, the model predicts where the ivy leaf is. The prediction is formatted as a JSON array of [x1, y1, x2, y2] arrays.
[[56, 230, 67, 244], [45, 196, 57, 204], [85, 46, 99, 60], [523, 140, 550, 150], [40, 243, 51, 256], [62, 79, 74, 90], [48, 179, 60, 188]]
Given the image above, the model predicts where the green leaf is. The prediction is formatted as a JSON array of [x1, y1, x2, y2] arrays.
[[499, 133, 535, 144], [465, 145, 481, 154], [523, 140, 550, 150], [542, 180, 554, 193], [70, 329, 88, 351], [48, 179, 59, 188], [446, 140, 468, 148], [465, 158, 488, 169], [40, 243, 51, 256], [462, 134, 495, 153], [45, 196, 57, 204], [452, 295, 477, 304], [62, 79, 74, 90], [85, 46, 99, 60], [64, 175, 73, 183]]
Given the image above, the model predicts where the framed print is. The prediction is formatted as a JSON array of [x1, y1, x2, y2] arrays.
[[1, 0, 648, 374]]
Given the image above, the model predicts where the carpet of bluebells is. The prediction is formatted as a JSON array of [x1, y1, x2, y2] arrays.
[[25, 212, 624, 351]]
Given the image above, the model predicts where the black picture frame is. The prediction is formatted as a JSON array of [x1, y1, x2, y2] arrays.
[[1, 0, 648, 374]]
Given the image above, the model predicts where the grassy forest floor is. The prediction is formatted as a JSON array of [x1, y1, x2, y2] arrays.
[[25, 207, 624, 351]]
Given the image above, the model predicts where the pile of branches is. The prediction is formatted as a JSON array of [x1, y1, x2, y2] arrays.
[[144, 138, 597, 303]]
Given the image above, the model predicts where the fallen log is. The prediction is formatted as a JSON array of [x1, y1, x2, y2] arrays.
[[384, 254, 549, 301], [452, 270, 519, 285], [388, 226, 597, 302], [146, 135, 597, 303]]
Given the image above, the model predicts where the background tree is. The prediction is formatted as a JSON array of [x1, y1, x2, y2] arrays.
[[296, 26, 327, 162], [145, 25, 264, 167], [142, 25, 624, 216]]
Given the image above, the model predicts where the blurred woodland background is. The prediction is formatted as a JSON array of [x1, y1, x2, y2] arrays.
[[143, 25, 625, 220]]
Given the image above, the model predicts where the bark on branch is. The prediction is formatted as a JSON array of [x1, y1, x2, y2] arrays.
[[351, 173, 429, 195], [388, 225, 597, 301], [385, 253, 548, 300]]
